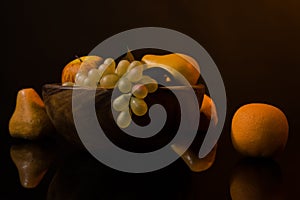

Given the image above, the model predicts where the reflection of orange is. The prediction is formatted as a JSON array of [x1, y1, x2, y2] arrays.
[[142, 53, 200, 85], [230, 158, 284, 200], [231, 103, 289, 157]]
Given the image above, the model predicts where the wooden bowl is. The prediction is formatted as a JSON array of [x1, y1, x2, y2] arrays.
[[42, 84, 205, 152]]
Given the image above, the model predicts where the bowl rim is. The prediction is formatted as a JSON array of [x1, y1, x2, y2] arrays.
[[42, 83, 205, 91]]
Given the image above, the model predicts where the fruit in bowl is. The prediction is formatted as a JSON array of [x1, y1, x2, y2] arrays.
[[61, 55, 103, 84], [42, 50, 218, 172]]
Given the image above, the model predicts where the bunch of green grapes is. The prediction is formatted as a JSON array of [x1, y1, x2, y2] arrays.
[[112, 60, 158, 129], [73, 57, 158, 129], [74, 58, 119, 88]]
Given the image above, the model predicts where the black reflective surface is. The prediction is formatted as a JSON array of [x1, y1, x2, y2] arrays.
[[1, 122, 299, 200], [2, 0, 300, 199]]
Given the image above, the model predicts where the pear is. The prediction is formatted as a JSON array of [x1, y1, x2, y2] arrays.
[[9, 88, 54, 139], [61, 55, 102, 83], [142, 53, 200, 85], [10, 143, 55, 188], [199, 94, 218, 131]]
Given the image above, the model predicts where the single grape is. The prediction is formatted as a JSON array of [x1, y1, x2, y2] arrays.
[[139, 75, 158, 93], [75, 72, 81, 81], [130, 97, 148, 116], [112, 93, 131, 112], [127, 60, 143, 72], [117, 109, 132, 129], [83, 77, 98, 87], [98, 64, 106, 74], [126, 65, 143, 82], [62, 82, 74, 86], [100, 73, 119, 88], [104, 58, 116, 69], [117, 77, 132, 93], [88, 68, 102, 82], [132, 84, 148, 99], [75, 73, 87, 85], [98, 62, 115, 76], [115, 60, 130, 77]]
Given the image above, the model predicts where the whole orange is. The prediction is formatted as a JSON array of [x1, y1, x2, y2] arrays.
[[231, 103, 288, 157]]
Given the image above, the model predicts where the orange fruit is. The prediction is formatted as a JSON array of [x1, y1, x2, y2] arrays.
[[141, 53, 200, 85], [61, 55, 102, 83], [231, 103, 289, 157]]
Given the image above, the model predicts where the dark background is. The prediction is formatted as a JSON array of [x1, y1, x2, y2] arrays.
[[1, 0, 300, 199]]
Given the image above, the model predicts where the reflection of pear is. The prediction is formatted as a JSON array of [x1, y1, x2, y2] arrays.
[[171, 94, 218, 172], [172, 144, 217, 172], [230, 158, 284, 200], [9, 88, 54, 139], [10, 143, 55, 188]]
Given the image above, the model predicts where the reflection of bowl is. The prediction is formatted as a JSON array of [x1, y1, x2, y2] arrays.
[[47, 151, 189, 199], [42, 83, 205, 152]]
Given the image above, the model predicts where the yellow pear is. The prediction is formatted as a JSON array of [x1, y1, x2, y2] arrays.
[[10, 143, 55, 188], [61, 55, 102, 83], [199, 94, 218, 131], [141, 53, 200, 85], [9, 88, 54, 139]]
